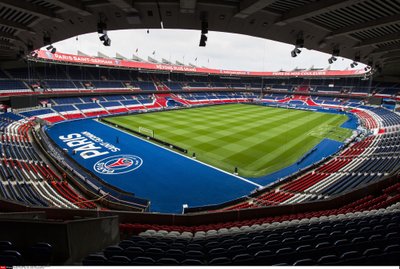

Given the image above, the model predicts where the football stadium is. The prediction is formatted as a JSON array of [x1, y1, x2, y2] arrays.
[[0, 0, 399, 266]]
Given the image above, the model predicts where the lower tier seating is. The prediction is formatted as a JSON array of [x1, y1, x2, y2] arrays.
[[88, 194, 400, 265]]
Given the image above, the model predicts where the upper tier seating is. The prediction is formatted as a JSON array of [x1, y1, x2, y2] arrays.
[[91, 81, 125, 89], [0, 80, 29, 91], [137, 81, 156, 91]]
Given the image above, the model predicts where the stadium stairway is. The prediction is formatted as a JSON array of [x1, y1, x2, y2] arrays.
[[154, 93, 190, 108], [351, 109, 378, 129], [272, 95, 318, 107], [277, 97, 292, 103], [154, 94, 171, 107], [155, 83, 170, 91], [293, 95, 319, 106], [140, 95, 163, 110], [295, 85, 310, 93], [170, 94, 191, 106], [305, 98, 319, 106]]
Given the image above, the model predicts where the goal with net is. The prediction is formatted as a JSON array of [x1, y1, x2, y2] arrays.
[[138, 126, 155, 138]]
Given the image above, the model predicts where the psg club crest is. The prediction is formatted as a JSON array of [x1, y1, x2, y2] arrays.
[[94, 154, 143, 175]]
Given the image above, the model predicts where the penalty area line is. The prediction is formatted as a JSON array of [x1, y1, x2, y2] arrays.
[[96, 119, 263, 189]]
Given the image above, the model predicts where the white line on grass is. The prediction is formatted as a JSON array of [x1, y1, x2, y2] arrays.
[[96, 119, 263, 189]]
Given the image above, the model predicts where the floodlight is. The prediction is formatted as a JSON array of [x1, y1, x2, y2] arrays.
[[350, 61, 358, 68], [328, 56, 337, 64], [199, 34, 207, 47], [103, 38, 111, 46], [99, 34, 107, 41]]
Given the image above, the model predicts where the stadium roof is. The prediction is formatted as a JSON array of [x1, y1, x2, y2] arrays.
[[1, 0, 400, 80]]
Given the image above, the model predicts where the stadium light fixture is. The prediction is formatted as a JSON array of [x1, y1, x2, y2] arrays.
[[100, 34, 111, 46], [103, 38, 111, 46], [328, 56, 337, 64], [46, 44, 56, 54], [291, 47, 302, 57], [97, 18, 111, 46], [199, 34, 207, 47], [350, 61, 358, 68], [199, 18, 208, 47], [328, 48, 339, 64], [291, 33, 304, 57], [350, 54, 361, 68], [99, 34, 107, 41], [99, 32, 111, 46]]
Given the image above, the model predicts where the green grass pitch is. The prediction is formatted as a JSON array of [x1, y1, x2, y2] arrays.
[[104, 104, 352, 178]]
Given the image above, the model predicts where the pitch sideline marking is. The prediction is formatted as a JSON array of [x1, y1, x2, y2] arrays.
[[96, 119, 263, 188]]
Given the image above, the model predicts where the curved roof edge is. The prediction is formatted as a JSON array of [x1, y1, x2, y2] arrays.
[[33, 50, 367, 78]]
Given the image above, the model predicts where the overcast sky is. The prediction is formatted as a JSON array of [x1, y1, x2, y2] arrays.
[[53, 29, 364, 72]]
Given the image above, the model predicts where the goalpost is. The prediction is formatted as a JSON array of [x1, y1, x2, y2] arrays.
[[138, 126, 155, 138]]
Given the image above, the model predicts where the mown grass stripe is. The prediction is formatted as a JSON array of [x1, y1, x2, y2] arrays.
[[105, 104, 352, 177]]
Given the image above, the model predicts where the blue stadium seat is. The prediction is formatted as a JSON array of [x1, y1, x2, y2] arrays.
[[318, 254, 339, 264], [131, 256, 155, 265], [293, 258, 317, 265], [209, 257, 231, 265], [181, 258, 204, 265], [185, 250, 204, 259], [0, 241, 13, 251], [232, 253, 254, 264], [82, 254, 108, 265], [104, 245, 124, 259], [123, 246, 144, 260], [157, 257, 179, 265], [108, 255, 131, 265], [118, 240, 135, 249], [0, 250, 23, 266], [26, 242, 53, 265]]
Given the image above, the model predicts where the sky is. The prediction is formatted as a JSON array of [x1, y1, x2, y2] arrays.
[[52, 29, 365, 72]]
